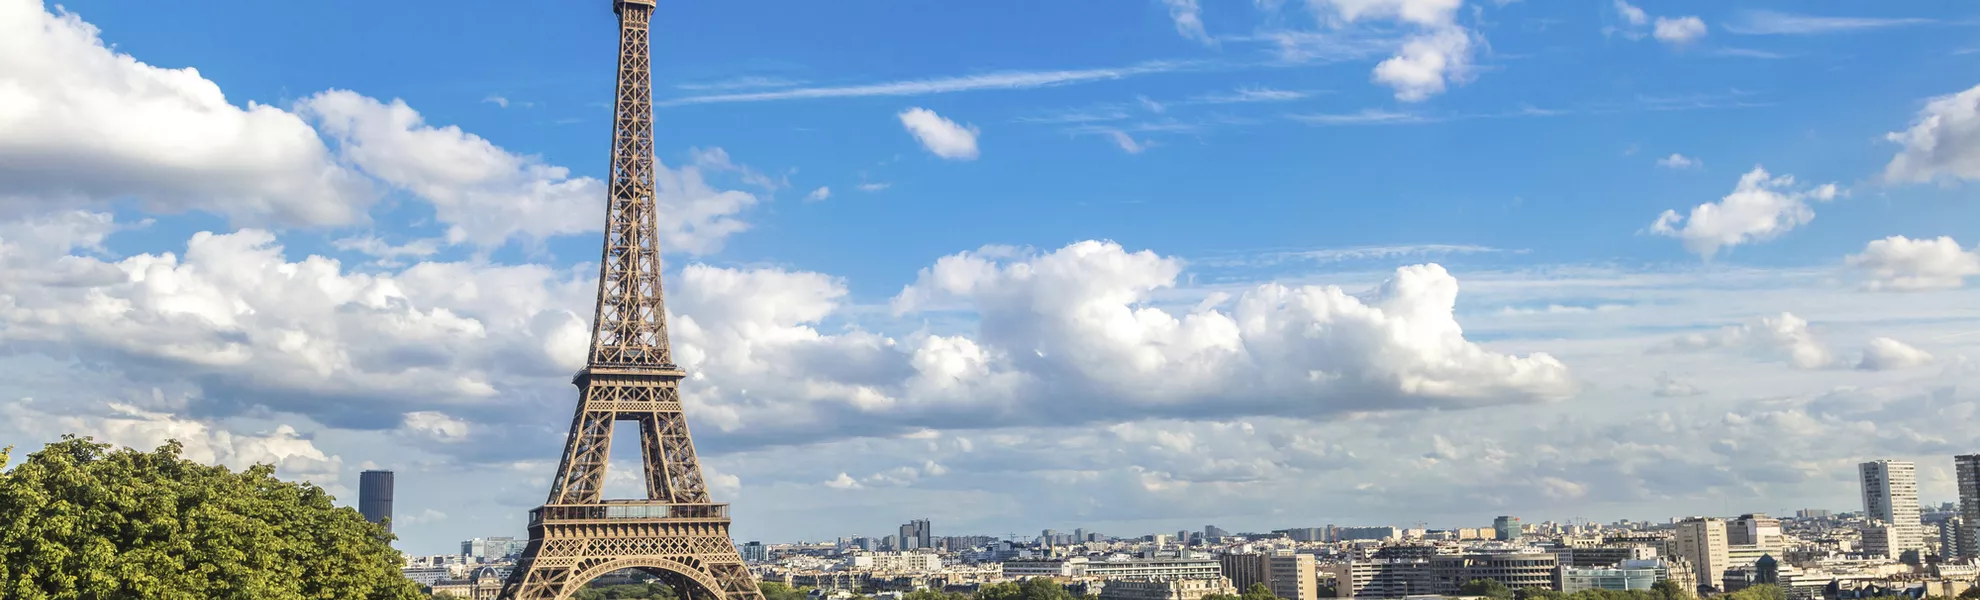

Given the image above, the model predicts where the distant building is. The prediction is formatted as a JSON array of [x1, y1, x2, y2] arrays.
[[462, 536, 524, 562], [359, 470, 393, 533], [1205, 525, 1231, 542], [1336, 527, 1401, 542], [1221, 552, 1320, 600], [1673, 517, 1729, 593], [1728, 514, 1782, 548], [1795, 509, 1832, 520], [1328, 552, 1557, 598], [1957, 454, 1980, 559], [742, 541, 768, 563], [900, 520, 932, 550], [1495, 516, 1522, 541], [1559, 562, 1660, 593], [848, 552, 942, 573], [1098, 577, 1238, 600], [1861, 460, 1925, 556]]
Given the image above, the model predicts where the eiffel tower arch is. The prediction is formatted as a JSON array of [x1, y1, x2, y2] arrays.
[[499, 1, 764, 599]]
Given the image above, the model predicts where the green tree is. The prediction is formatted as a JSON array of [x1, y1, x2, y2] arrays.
[[1461, 579, 1516, 600], [1240, 583, 1281, 600], [0, 436, 423, 600], [1516, 587, 1565, 600], [761, 581, 815, 600], [1651, 579, 1691, 600], [1722, 585, 1786, 600]]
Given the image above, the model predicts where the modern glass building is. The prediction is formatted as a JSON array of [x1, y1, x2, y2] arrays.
[[359, 470, 395, 533]]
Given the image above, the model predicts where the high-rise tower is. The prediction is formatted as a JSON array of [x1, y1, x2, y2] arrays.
[[1859, 460, 1924, 558], [498, 2, 763, 599], [359, 470, 394, 533], [1955, 454, 1980, 558]]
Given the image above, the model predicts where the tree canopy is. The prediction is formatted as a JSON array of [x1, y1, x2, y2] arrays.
[[0, 436, 424, 600]]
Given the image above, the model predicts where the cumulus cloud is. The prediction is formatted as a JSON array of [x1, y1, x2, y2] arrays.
[[0, 223, 597, 429], [1658, 153, 1702, 169], [1607, 1, 1705, 47], [1884, 84, 1980, 183], [1305, 0, 1475, 102], [1656, 312, 1840, 369], [300, 91, 759, 252], [1653, 16, 1707, 44], [805, 186, 831, 202], [1857, 337, 1934, 371], [0, 0, 372, 226], [1649, 166, 1839, 259], [401, 410, 471, 443], [2, 399, 342, 484], [897, 107, 981, 160], [1846, 235, 1980, 291]]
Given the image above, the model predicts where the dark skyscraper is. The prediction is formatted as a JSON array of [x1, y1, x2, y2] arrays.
[[359, 470, 394, 533]]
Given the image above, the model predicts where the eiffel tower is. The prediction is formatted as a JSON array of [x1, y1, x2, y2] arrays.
[[499, 2, 764, 599]]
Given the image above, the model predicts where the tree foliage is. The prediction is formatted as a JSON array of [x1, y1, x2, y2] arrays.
[[1722, 585, 1787, 600], [1462, 579, 1516, 600], [761, 582, 815, 600], [0, 435, 423, 600], [574, 581, 682, 600]]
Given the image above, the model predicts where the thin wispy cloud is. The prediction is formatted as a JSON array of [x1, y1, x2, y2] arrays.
[[1191, 87, 1312, 104], [675, 75, 807, 92], [1286, 109, 1428, 126], [1711, 47, 1792, 59], [660, 60, 1200, 106], [1724, 10, 1934, 35]]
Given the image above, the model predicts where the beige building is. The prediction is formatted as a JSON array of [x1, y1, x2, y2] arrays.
[[1099, 577, 1240, 600], [1223, 552, 1321, 600], [1673, 518, 1729, 592]]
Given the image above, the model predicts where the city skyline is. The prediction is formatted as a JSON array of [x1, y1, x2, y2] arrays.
[[5, 0, 1980, 559]]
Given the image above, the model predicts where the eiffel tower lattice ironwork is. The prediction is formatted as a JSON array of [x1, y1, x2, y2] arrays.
[[499, 2, 764, 599]]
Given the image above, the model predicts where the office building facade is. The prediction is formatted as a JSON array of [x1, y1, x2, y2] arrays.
[[358, 470, 394, 533], [1957, 454, 1980, 559], [1860, 460, 1924, 557]]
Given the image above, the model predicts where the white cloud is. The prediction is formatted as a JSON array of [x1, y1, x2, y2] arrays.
[[898, 108, 981, 160], [1846, 235, 1980, 291], [1653, 16, 1707, 45], [1657, 153, 1702, 169], [1883, 84, 1980, 184], [1724, 10, 1934, 36], [1106, 130, 1150, 154], [805, 186, 832, 202], [2, 399, 342, 484], [0, 0, 372, 226], [401, 410, 471, 444], [823, 472, 863, 489], [1858, 337, 1934, 371], [662, 61, 1192, 106], [1163, 0, 1215, 45], [298, 91, 759, 253], [332, 235, 442, 266], [1655, 312, 1840, 370], [481, 95, 510, 108], [858, 182, 892, 192], [1648, 166, 1839, 259], [1612, 0, 1647, 28], [1651, 372, 1703, 397], [1373, 27, 1474, 102], [1304, 0, 1475, 102]]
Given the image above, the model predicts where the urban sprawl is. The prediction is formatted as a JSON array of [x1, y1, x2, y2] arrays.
[[386, 456, 1980, 600]]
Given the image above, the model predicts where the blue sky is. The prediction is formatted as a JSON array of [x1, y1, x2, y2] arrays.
[[6, 0, 1980, 555]]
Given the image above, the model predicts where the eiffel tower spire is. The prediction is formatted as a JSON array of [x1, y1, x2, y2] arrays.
[[501, 2, 763, 598]]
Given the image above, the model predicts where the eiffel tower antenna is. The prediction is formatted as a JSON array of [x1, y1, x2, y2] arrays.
[[500, 1, 763, 598]]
